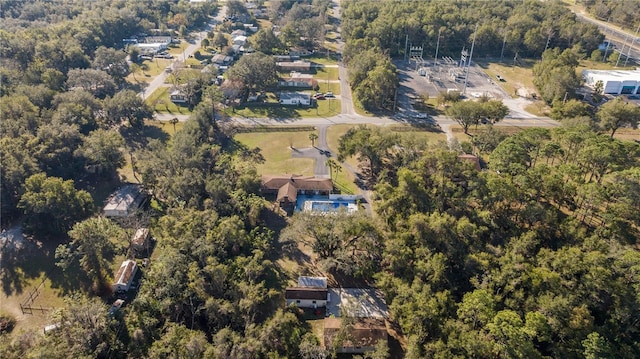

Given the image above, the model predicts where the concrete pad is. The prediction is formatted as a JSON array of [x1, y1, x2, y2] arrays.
[[327, 288, 388, 318]]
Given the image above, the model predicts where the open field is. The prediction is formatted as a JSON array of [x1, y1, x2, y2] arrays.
[[145, 87, 192, 115], [234, 131, 316, 175], [314, 66, 339, 82], [127, 59, 172, 83], [476, 59, 537, 98]]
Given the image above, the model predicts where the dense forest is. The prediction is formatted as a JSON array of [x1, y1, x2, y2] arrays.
[[1, 0, 640, 358], [337, 124, 640, 358], [578, 0, 640, 31]]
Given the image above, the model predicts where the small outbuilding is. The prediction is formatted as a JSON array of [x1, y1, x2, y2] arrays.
[[324, 318, 388, 354], [112, 260, 138, 293], [131, 228, 150, 256]]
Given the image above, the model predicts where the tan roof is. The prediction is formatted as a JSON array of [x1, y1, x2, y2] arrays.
[[324, 318, 388, 349], [286, 287, 328, 300]]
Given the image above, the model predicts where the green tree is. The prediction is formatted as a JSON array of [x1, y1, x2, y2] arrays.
[[596, 97, 640, 137], [338, 125, 397, 181], [103, 89, 153, 128], [309, 132, 318, 147], [482, 100, 509, 124], [56, 217, 126, 293], [18, 173, 94, 235], [250, 28, 283, 55], [75, 129, 125, 177], [446, 100, 484, 134], [213, 31, 229, 49], [226, 52, 277, 92], [92, 46, 129, 83], [66, 68, 116, 99]]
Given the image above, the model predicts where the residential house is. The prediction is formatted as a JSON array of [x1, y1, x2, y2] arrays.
[[104, 185, 146, 218], [261, 175, 333, 211], [288, 47, 314, 57], [285, 287, 328, 308], [274, 55, 300, 62], [276, 61, 312, 72], [232, 35, 247, 46], [278, 92, 311, 106], [112, 260, 138, 293], [243, 24, 259, 33], [131, 228, 150, 256], [324, 318, 388, 354], [278, 72, 317, 89], [458, 154, 482, 171], [169, 88, 188, 104], [144, 36, 172, 46], [231, 29, 247, 38], [212, 54, 233, 66]]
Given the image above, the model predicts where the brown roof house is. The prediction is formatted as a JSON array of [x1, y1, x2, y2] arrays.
[[112, 260, 138, 293], [286, 287, 328, 308], [324, 317, 388, 354], [261, 175, 333, 212], [278, 72, 318, 89]]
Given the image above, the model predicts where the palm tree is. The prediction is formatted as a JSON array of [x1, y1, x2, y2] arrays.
[[309, 132, 318, 147], [170, 117, 179, 134], [325, 158, 341, 182]]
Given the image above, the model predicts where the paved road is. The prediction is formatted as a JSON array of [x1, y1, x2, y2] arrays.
[[140, 6, 227, 100], [572, 9, 640, 65]]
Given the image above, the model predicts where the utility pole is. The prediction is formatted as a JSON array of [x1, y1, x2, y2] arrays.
[[544, 30, 554, 52], [603, 40, 611, 62], [434, 28, 442, 66], [624, 23, 640, 67], [404, 34, 409, 63], [500, 30, 507, 63], [616, 35, 630, 67], [463, 23, 478, 95]]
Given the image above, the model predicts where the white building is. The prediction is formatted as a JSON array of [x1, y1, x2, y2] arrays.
[[285, 287, 328, 308], [112, 260, 138, 293], [104, 185, 146, 218], [583, 69, 640, 95], [279, 92, 311, 106]]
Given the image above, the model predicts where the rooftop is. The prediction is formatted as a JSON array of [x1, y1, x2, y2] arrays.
[[114, 260, 137, 286], [285, 287, 328, 300]]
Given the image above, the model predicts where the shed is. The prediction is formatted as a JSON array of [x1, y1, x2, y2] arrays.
[[131, 228, 150, 254], [112, 260, 138, 293], [285, 287, 328, 308], [324, 318, 388, 354]]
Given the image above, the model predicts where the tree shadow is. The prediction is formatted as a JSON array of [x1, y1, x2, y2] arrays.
[[120, 123, 171, 152]]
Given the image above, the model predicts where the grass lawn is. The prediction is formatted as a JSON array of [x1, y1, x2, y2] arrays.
[[147, 119, 185, 136], [168, 41, 189, 56], [317, 82, 340, 95], [613, 128, 640, 142], [145, 87, 193, 115], [476, 59, 538, 98], [314, 66, 339, 82], [232, 99, 341, 118], [234, 131, 316, 175], [307, 55, 339, 66], [525, 101, 552, 117], [127, 59, 171, 84], [576, 59, 635, 74], [165, 68, 202, 85]]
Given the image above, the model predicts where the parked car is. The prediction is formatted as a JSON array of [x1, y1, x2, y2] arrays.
[[313, 93, 325, 100], [414, 113, 428, 119], [324, 92, 335, 98]]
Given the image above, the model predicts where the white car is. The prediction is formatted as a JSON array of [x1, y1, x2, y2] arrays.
[[415, 113, 428, 119]]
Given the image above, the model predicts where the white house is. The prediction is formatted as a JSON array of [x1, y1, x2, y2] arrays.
[[112, 260, 138, 293], [583, 69, 640, 95], [103, 185, 146, 218], [285, 287, 328, 308], [170, 88, 188, 103], [232, 35, 247, 46], [279, 92, 311, 106]]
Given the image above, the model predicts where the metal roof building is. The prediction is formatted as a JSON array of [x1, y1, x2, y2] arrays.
[[582, 69, 640, 95]]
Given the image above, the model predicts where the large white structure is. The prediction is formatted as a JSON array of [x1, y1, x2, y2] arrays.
[[583, 69, 640, 95], [112, 260, 138, 293], [104, 185, 146, 218]]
